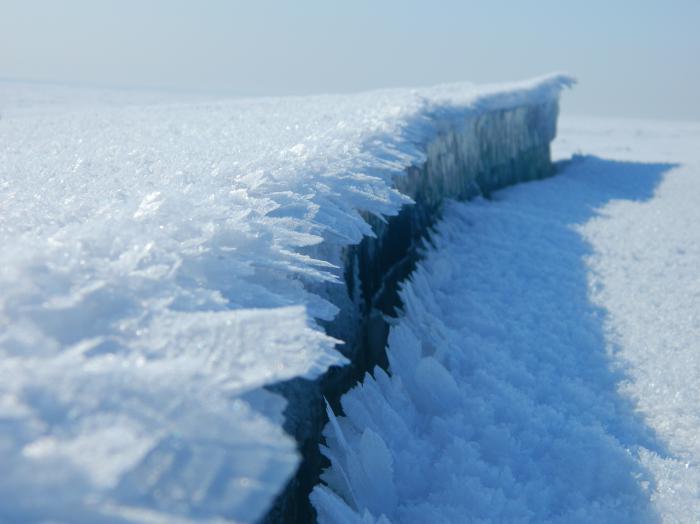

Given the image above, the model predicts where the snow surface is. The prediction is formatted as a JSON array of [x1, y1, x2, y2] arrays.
[[313, 117, 700, 523], [0, 76, 572, 523]]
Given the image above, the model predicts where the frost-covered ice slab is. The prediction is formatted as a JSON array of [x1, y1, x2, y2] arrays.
[[314, 118, 700, 523], [0, 75, 571, 523]]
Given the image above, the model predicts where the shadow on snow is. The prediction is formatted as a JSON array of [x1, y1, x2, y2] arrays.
[[413, 155, 678, 522]]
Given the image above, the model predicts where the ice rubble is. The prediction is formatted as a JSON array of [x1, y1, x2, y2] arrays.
[[313, 120, 700, 523], [0, 75, 572, 523]]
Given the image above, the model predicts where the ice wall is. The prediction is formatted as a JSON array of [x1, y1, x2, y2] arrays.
[[0, 76, 572, 524], [266, 95, 566, 523]]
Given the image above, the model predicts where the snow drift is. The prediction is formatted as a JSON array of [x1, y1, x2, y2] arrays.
[[0, 75, 572, 523]]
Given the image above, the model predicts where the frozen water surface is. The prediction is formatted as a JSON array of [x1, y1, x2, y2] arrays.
[[0, 76, 571, 523], [314, 118, 700, 523]]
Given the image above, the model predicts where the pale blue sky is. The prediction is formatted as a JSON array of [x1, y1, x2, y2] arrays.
[[1, 0, 698, 120]]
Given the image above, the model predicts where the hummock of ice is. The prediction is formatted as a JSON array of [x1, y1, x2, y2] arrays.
[[313, 119, 700, 523], [0, 76, 573, 523]]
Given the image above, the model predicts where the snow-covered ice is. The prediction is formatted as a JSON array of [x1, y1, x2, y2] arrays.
[[314, 117, 700, 523], [0, 76, 572, 523]]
